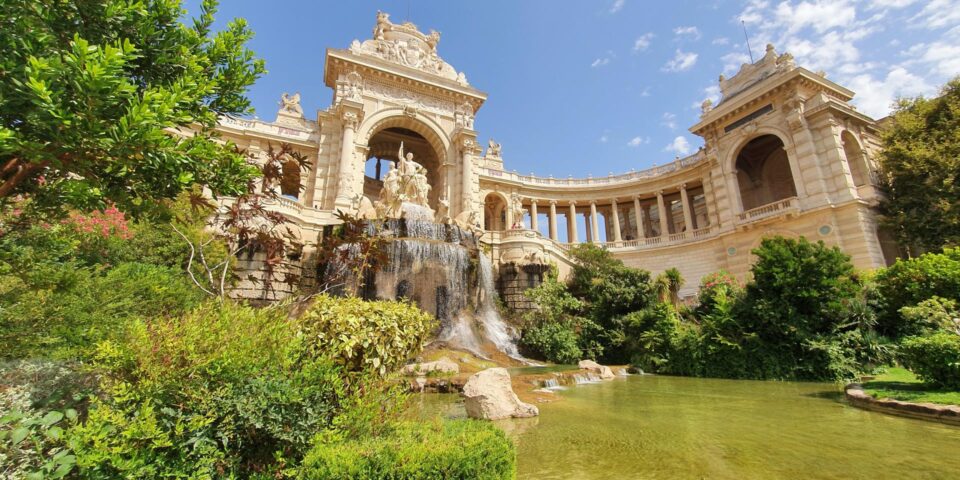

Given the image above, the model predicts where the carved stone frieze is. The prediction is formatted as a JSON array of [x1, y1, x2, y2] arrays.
[[364, 81, 455, 116]]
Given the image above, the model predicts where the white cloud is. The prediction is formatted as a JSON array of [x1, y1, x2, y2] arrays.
[[868, 0, 917, 8], [661, 112, 677, 130], [664, 136, 692, 155], [712, 37, 730, 45], [609, 0, 625, 13], [721, 52, 752, 75], [673, 26, 702, 40], [903, 40, 960, 78], [591, 57, 611, 68], [627, 136, 650, 147], [662, 49, 698, 72], [911, 0, 960, 29], [599, 134, 609, 143], [846, 66, 935, 118], [770, 0, 857, 35], [633, 33, 654, 52]]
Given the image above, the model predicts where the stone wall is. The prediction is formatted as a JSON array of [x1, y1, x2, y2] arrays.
[[496, 263, 549, 311]]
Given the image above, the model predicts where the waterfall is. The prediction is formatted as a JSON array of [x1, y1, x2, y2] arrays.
[[477, 253, 524, 360]]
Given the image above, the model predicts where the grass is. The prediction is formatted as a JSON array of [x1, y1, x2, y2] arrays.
[[862, 367, 960, 406]]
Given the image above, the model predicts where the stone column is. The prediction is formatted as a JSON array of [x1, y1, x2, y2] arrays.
[[568, 202, 578, 243], [505, 197, 514, 230], [589, 201, 600, 243], [460, 138, 479, 216], [611, 199, 622, 242], [656, 190, 669, 237], [549, 201, 558, 241], [530, 199, 539, 232], [633, 196, 645, 239], [334, 111, 359, 207], [680, 184, 694, 232]]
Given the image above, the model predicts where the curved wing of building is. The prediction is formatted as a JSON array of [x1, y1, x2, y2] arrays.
[[215, 13, 899, 302]]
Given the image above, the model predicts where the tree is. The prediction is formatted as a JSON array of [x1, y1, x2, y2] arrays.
[[0, 0, 265, 216], [879, 77, 960, 251]]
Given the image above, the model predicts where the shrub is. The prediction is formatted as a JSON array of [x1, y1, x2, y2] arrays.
[[0, 262, 203, 360], [68, 301, 349, 478], [622, 302, 682, 373], [299, 420, 516, 480], [298, 295, 436, 375], [521, 320, 582, 364], [695, 270, 743, 318], [899, 297, 960, 336], [875, 247, 960, 337], [900, 332, 960, 388]]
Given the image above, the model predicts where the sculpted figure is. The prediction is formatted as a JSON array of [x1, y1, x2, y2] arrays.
[[397, 142, 425, 177], [373, 11, 391, 40], [487, 139, 502, 157], [701, 98, 714, 114], [426, 30, 440, 52], [280, 92, 303, 116]]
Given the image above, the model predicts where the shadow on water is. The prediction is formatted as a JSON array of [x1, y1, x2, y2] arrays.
[[802, 390, 845, 401]]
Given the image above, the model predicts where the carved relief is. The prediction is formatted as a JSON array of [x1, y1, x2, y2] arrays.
[[279, 92, 303, 117], [348, 11, 466, 84], [364, 81, 454, 116], [455, 102, 475, 129]]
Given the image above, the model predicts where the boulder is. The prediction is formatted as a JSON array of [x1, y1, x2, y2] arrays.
[[402, 357, 459, 376], [578, 359, 615, 380], [462, 368, 539, 420]]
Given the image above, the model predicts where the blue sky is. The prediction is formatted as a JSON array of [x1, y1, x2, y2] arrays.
[[187, 0, 960, 178]]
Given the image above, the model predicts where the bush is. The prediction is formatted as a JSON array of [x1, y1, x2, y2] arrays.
[[621, 302, 682, 373], [0, 262, 203, 360], [900, 332, 960, 388], [521, 320, 582, 364], [298, 295, 436, 375], [899, 297, 960, 336], [68, 301, 349, 478], [875, 247, 960, 337], [299, 420, 516, 480]]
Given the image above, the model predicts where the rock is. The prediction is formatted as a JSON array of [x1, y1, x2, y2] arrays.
[[462, 368, 539, 420], [578, 359, 615, 380], [402, 357, 459, 376]]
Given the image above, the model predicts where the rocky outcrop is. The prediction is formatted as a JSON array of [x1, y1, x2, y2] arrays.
[[462, 368, 539, 420], [402, 357, 460, 376], [578, 360, 615, 380], [845, 384, 960, 426]]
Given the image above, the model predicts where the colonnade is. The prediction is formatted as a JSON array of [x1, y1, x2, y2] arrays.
[[516, 183, 707, 244]]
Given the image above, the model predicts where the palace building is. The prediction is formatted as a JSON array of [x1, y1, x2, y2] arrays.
[[215, 12, 899, 301]]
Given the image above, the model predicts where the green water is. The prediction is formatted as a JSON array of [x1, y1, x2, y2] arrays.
[[412, 375, 960, 479]]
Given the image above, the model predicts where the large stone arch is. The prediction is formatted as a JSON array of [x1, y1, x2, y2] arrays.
[[730, 132, 799, 212], [355, 108, 453, 209]]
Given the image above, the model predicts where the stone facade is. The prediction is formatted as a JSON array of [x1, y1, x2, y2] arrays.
[[214, 13, 898, 301]]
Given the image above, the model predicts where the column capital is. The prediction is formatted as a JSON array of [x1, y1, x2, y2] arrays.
[[656, 189, 664, 196], [679, 183, 688, 190], [340, 110, 361, 129], [569, 200, 577, 206], [530, 198, 539, 205], [589, 200, 597, 206], [549, 199, 558, 205], [610, 198, 619, 205]]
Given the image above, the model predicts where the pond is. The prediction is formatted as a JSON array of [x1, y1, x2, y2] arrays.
[[411, 374, 960, 479]]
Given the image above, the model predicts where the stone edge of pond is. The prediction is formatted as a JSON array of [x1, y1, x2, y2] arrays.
[[845, 384, 960, 427]]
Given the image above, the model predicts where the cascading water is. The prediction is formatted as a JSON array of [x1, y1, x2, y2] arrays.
[[324, 201, 524, 360]]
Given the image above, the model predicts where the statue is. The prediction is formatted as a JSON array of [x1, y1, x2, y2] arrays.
[[426, 30, 440, 52], [487, 139, 502, 157], [280, 92, 303, 116], [373, 11, 390, 40], [375, 142, 433, 219], [700, 98, 714, 115], [453, 209, 481, 233], [509, 193, 526, 229]]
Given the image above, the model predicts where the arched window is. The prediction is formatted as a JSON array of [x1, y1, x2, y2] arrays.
[[280, 158, 302, 199], [483, 193, 508, 231], [735, 135, 797, 211], [841, 131, 869, 187]]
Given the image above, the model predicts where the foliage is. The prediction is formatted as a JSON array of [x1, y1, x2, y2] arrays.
[[68, 301, 349, 478], [879, 77, 960, 251], [900, 332, 960, 389], [564, 244, 655, 362], [0, 260, 203, 360], [899, 297, 960, 336], [875, 247, 960, 337], [621, 302, 684, 373], [171, 143, 309, 300], [297, 294, 436, 376], [315, 211, 388, 296], [0, 0, 264, 214], [694, 269, 744, 318], [521, 320, 582, 364], [299, 420, 516, 480], [654, 267, 684, 306]]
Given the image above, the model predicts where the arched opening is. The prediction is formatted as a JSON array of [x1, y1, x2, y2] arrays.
[[483, 193, 508, 231], [735, 134, 797, 211], [841, 131, 869, 188], [363, 126, 443, 210], [279, 157, 302, 199]]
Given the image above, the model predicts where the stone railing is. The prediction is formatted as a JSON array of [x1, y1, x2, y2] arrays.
[[484, 224, 718, 252], [479, 150, 706, 187], [735, 197, 799, 225], [218, 115, 315, 142]]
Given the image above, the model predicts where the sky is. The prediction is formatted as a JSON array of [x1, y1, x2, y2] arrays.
[[186, 0, 960, 178]]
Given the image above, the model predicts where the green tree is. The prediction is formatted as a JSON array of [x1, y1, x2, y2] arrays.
[[0, 0, 265, 215], [879, 77, 960, 251]]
